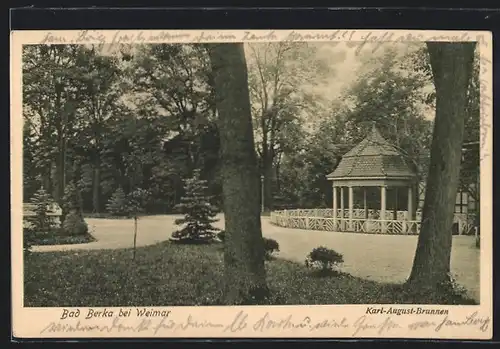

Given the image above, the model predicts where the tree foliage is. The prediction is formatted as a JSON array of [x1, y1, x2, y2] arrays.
[[22, 42, 478, 221], [275, 46, 434, 209], [406, 45, 480, 202], [106, 187, 128, 216], [22, 43, 220, 215], [26, 187, 58, 233], [246, 42, 330, 210]]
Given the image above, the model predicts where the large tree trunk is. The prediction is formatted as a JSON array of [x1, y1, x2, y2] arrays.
[[209, 43, 269, 305], [408, 42, 476, 290]]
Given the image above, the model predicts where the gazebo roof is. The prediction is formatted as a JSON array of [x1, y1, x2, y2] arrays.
[[327, 125, 417, 180]]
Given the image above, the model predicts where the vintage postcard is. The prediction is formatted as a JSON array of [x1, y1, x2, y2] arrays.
[[11, 29, 493, 339]]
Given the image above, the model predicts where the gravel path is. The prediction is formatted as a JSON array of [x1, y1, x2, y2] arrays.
[[31, 214, 480, 301]]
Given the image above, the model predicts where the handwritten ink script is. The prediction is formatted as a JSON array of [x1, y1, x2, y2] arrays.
[[39, 308, 490, 337], [408, 311, 490, 333], [38, 30, 490, 57], [479, 53, 492, 162]]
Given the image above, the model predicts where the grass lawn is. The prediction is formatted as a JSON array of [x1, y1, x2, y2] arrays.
[[24, 241, 476, 307]]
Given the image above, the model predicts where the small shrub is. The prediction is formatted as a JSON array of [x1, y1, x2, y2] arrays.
[[126, 188, 150, 218], [263, 237, 280, 260], [217, 230, 225, 242], [305, 246, 344, 275], [23, 227, 36, 253], [62, 211, 89, 236], [106, 187, 128, 216], [438, 273, 469, 299], [61, 182, 88, 235], [216, 233, 278, 259], [126, 188, 151, 260], [26, 228, 96, 246]]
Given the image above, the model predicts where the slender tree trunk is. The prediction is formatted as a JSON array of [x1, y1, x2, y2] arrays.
[[275, 157, 282, 193], [413, 182, 419, 218], [56, 136, 66, 205], [92, 161, 101, 213], [209, 43, 269, 305], [408, 42, 476, 290], [263, 157, 274, 212], [133, 216, 138, 260], [54, 88, 65, 204], [42, 167, 52, 194], [50, 161, 58, 200]]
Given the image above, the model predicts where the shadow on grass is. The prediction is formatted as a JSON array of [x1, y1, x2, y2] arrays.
[[309, 269, 345, 278], [24, 241, 477, 307], [29, 230, 97, 246], [168, 238, 218, 245]]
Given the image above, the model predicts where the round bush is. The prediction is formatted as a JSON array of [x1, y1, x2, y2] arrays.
[[305, 246, 344, 273], [62, 211, 89, 236], [217, 230, 225, 242], [263, 237, 280, 260]]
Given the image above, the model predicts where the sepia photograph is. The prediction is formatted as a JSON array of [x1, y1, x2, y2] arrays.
[[11, 29, 492, 339]]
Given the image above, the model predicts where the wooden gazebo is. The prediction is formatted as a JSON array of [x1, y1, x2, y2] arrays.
[[326, 124, 418, 233]]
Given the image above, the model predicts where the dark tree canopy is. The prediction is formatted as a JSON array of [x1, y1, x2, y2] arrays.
[[22, 42, 478, 229]]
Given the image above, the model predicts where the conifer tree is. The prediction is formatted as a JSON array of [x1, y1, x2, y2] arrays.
[[106, 187, 128, 216], [171, 169, 220, 243], [62, 182, 88, 235], [62, 182, 84, 217], [27, 187, 57, 232]]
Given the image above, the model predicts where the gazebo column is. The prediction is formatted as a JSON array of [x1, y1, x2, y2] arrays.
[[407, 185, 414, 233], [380, 185, 387, 233], [332, 186, 338, 229], [393, 188, 398, 221], [348, 186, 354, 231], [407, 185, 414, 220], [363, 187, 368, 219], [340, 186, 345, 230]]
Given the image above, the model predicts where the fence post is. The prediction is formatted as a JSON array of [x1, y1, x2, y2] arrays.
[[305, 216, 310, 229]]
